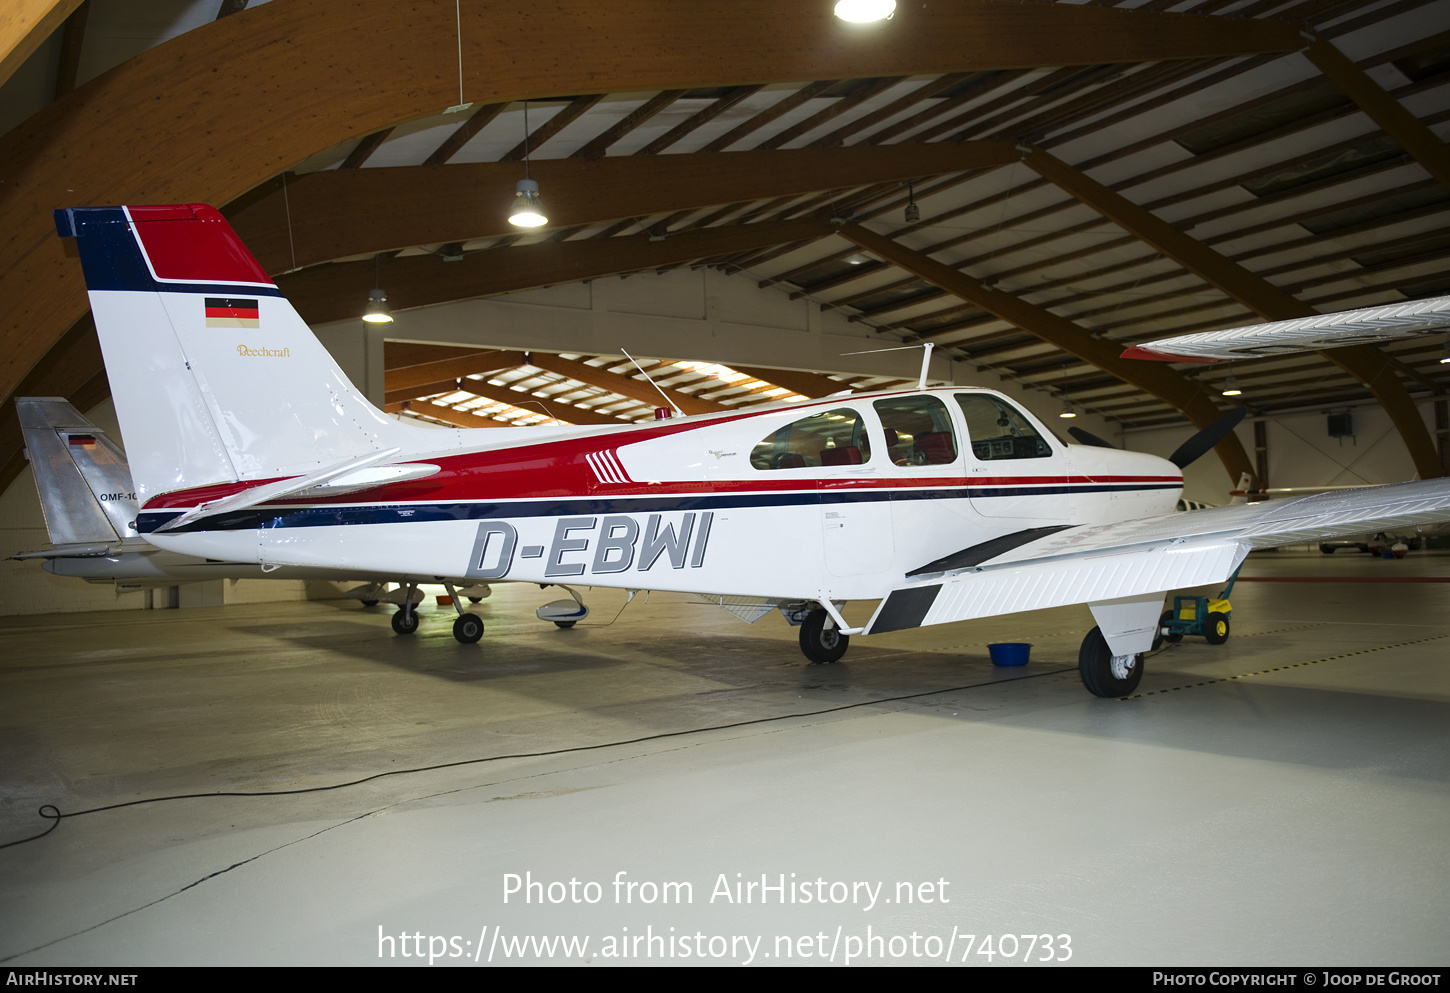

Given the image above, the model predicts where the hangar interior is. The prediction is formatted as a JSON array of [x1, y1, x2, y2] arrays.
[[0, 0, 1448, 967]]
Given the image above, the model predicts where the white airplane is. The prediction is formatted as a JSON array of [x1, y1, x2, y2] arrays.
[[51, 204, 1450, 696], [13, 396, 491, 617]]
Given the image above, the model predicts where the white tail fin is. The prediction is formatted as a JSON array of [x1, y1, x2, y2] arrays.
[[1229, 471, 1254, 505], [54, 204, 420, 504], [16, 397, 139, 546]]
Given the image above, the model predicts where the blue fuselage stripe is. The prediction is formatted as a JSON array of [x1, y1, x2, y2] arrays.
[[137, 483, 1182, 534]]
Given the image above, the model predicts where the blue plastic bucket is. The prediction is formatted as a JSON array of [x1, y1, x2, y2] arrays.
[[987, 642, 1031, 667]]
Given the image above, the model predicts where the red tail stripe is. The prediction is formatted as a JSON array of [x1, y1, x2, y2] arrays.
[[129, 204, 274, 286]]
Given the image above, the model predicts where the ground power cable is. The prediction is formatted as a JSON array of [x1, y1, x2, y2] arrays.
[[0, 665, 1072, 851]]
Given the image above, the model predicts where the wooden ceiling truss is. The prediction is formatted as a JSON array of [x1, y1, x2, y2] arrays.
[[1, 0, 1446, 493]]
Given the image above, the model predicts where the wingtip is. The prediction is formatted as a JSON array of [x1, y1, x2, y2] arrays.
[[1120, 345, 1218, 364]]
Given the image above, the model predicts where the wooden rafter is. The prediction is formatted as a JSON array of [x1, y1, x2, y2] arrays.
[[501, 95, 606, 161], [756, 77, 905, 151], [339, 128, 394, 169], [227, 142, 1019, 273], [53, 0, 88, 98], [0, 0, 85, 90], [0, 0, 1305, 411], [423, 103, 507, 166], [279, 218, 836, 326], [729, 366, 854, 400], [524, 353, 726, 417], [571, 90, 686, 161], [385, 400, 516, 429], [837, 222, 1255, 481], [637, 86, 762, 156], [699, 81, 838, 153], [385, 350, 528, 393], [1304, 34, 1450, 192]]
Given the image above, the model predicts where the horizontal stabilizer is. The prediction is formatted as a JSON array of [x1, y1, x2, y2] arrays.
[[153, 447, 408, 533], [17, 397, 138, 546]]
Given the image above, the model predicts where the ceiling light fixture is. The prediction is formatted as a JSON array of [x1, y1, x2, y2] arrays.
[[904, 182, 920, 224], [1059, 402, 1077, 419], [1440, 342, 1450, 365], [834, 0, 895, 23], [362, 255, 393, 324], [362, 288, 393, 324], [508, 101, 547, 228], [1221, 375, 1242, 397]]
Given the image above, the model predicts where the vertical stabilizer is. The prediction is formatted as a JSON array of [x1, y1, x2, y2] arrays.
[[17, 397, 138, 546], [54, 204, 414, 504]]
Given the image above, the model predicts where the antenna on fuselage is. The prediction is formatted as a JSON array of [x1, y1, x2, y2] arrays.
[[841, 340, 936, 389], [620, 348, 684, 418]]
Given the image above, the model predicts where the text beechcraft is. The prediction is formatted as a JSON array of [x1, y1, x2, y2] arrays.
[[54, 204, 1450, 697]]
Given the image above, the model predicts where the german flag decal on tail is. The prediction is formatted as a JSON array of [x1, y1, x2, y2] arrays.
[[204, 298, 259, 328]]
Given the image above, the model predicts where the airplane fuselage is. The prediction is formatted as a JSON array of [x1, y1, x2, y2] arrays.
[[135, 388, 1183, 603]]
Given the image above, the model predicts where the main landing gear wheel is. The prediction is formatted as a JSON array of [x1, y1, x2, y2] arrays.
[[391, 608, 419, 636], [1078, 626, 1143, 698], [1204, 611, 1230, 646], [452, 613, 484, 644], [554, 620, 577, 629], [799, 609, 849, 665]]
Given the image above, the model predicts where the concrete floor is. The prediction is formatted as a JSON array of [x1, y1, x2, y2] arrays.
[[1, 549, 1447, 966]]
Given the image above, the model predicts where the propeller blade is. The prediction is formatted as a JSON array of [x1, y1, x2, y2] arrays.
[[1169, 406, 1247, 469], [1067, 426, 1116, 449]]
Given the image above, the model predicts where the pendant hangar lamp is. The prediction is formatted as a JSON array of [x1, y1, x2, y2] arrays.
[[834, 0, 895, 22], [508, 102, 548, 228], [1221, 375, 1243, 397], [361, 255, 393, 324]]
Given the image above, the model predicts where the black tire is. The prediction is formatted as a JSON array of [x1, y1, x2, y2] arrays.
[[1160, 609, 1182, 644], [391, 609, 419, 636], [1319, 543, 1336, 555], [452, 613, 484, 644], [1078, 626, 1143, 698], [554, 620, 577, 629], [799, 609, 849, 665], [468, 597, 483, 603], [361, 599, 379, 607], [1204, 611, 1230, 645]]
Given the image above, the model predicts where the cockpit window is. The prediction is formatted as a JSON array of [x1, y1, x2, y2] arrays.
[[955, 394, 1053, 460], [872, 395, 958, 467], [750, 407, 872, 470]]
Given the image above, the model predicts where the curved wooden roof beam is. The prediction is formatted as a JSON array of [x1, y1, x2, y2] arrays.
[[837, 222, 1255, 483], [384, 401, 516, 430], [0, 0, 84, 88], [0, 0, 1303, 408], [1019, 144, 1443, 480], [228, 142, 1020, 275], [278, 218, 838, 326]]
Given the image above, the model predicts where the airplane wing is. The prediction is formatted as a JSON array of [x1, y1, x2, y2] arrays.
[[868, 478, 1450, 635], [1120, 294, 1450, 362]]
